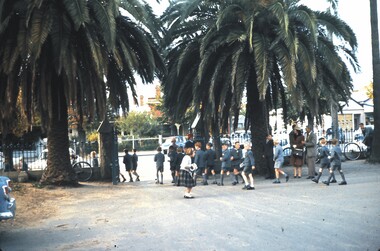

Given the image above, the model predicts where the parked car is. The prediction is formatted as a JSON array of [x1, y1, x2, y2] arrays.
[[0, 176, 16, 221], [28, 148, 82, 170], [161, 136, 186, 154]]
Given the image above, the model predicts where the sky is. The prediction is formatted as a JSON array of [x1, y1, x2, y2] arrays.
[[135, 0, 378, 103], [300, 0, 378, 91]]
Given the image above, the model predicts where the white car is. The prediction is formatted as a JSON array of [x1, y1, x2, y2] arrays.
[[161, 136, 186, 154], [0, 176, 16, 221], [28, 148, 82, 170]]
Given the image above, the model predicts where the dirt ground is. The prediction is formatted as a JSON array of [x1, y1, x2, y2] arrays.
[[1, 159, 380, 251], [2, 182, 81, 228]]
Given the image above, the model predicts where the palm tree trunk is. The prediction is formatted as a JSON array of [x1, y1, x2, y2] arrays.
[[40, 78, 77, 185], [97, 118, 113, 180], [370, 0, 380, 163], [247, 72, 268, 175], [211, 121, 222, 157], [98, 132, 113, 180]]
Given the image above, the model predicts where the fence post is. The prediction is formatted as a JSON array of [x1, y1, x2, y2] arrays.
[[159, 135, 162, 145], [132, 135, 135, 149]]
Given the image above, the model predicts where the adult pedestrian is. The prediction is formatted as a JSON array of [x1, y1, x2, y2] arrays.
[[184, 133, 195, 149], [123, 148, 133, 182], [177, 147, 197, 198], [323, 138, 347, 186], [17, 158, 28, 172], [194, 142, 207, 185], [154, 146, 165, 184], [288, 124, 296, 149], [205, 142, 217, 184], [359, 123, 374, 158], [273, 138, 289, 183], [218, 142, 231, 186], [90, 151, 99, 170], [241, 142, 255, 190], [290, 126, 304, 178], [263, 134, 275, 179], [131, 149, 140, 181], [230, 141, 243, 185], [170, 137, 179, 152], [304, 125, 317, 179], [90, 151, 99, 180]]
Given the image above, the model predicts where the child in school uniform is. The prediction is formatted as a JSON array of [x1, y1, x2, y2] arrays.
[[323, 138, 347, 185], [272, 138, 289, 183], [154, 146, 165, 184], [177, 147, 197, 198], [205, 143, 217, 184], [131, 149, 140, 181], [168, 145, 178, 183], [194, 142, 206, 185], [241, 142, 255, 190], [218, 142, 231, 186], [312, 138, 334, 183], [122, 148, 132, 182], [174, 147, 185, 185]]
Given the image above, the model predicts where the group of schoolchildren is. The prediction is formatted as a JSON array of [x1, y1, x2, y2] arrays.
[[125, 132, 346, 199], [312, 138, 347, 186], [153, 135, 259, 198], [121, 148, 140, 183]]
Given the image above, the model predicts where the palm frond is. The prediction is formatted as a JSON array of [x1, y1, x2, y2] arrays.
[[88, 0, 117, 51], [63, 0, 89, 31]]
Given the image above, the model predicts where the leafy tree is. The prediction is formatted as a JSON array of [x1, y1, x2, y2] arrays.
[[0, 0, 165, 185], [115, 111, 160, 137], [365, 82, 374, 100]]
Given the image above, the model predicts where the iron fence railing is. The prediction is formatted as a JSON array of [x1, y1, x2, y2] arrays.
[[0, 141, 97, 171]]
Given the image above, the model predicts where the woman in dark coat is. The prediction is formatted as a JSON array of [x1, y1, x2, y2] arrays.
[[290, 126, 305, 178]]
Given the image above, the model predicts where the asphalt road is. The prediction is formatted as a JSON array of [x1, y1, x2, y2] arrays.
[[1, 154, 379, 251]]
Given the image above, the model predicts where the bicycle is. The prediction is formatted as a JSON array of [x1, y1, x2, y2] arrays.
[[71, 156, 93, 182], [343, 141, 366, 161]]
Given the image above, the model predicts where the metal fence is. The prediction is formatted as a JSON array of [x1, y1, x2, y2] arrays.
[[313, 128, 362, 144], [0, 140, 97, 171], [118, 136, 161, 151]]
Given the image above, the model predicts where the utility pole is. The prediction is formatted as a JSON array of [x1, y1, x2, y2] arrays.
[[370, 0, 380, 162], [328, 1, 340, 141]]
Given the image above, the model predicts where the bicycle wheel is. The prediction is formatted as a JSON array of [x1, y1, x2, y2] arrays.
[[72, 161, 93, 181], [343, 143, 361, 160]]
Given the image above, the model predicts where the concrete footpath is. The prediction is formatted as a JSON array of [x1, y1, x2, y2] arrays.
[[1, 158, 380, 251]]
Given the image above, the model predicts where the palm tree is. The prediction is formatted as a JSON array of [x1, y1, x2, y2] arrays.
[[162, 0, 358, 174], [0, 0, 165, 185], [369, 0, 380, 163], [162, 0, 298, 168], [288, 6, 359, 124]]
